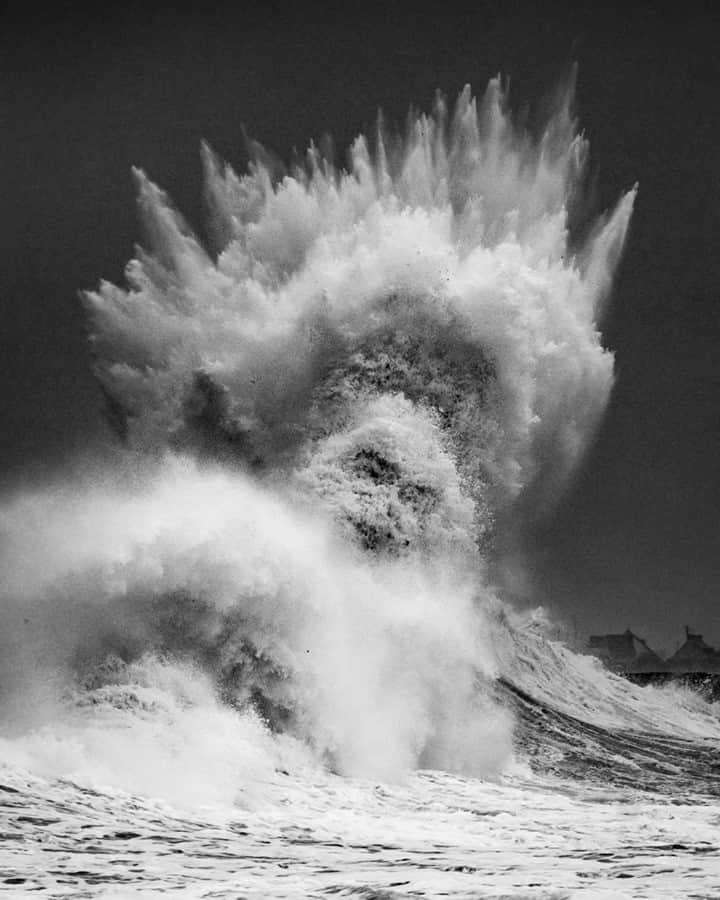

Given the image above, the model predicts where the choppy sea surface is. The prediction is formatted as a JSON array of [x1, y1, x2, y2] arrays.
[[2, 675, 719, 899]]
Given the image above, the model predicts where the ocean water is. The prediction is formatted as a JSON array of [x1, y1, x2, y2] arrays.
[[2, 659, 719, 898], [1, 78, 718, 898]]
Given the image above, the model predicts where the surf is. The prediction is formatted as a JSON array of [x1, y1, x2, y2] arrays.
[[0, 76, 677, 805]]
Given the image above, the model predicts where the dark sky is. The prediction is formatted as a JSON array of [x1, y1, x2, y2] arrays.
[[2, 1, 719, 650]]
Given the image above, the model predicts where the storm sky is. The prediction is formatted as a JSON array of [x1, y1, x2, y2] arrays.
[[2, 1, 719, 651]]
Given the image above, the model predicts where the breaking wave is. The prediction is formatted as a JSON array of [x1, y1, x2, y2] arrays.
[[5, 76, 706, 811]]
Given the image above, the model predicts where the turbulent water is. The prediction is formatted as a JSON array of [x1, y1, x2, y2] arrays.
[[1, 78, 719, 898]]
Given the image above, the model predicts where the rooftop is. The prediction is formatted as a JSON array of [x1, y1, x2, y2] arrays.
[[587, 627, 720, 674]]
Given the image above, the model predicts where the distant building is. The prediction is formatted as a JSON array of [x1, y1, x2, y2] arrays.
[[587, 629, 664, 673], [666, 627, 720, 674], [587, 626, 720, 674]]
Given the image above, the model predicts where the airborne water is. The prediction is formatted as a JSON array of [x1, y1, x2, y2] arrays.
[[0, 78, 718, 898]]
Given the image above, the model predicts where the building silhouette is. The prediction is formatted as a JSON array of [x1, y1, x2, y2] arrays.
[[587, 629, 664, 673], [587, 627, 720, 674], [666, 627, 720, 674]]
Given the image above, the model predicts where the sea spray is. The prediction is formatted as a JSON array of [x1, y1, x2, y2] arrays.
[[0, 77, 638, 791], [0, 457, 510, 784], [85, 81, 634, 508]]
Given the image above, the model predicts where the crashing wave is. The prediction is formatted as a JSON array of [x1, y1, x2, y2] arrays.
[[0, 77, 642, 787]]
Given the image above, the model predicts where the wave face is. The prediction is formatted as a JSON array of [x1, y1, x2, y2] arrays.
[[0, 78, 663, 800]]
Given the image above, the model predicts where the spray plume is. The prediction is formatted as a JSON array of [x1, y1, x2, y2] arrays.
[[0, 77, 636, 788]]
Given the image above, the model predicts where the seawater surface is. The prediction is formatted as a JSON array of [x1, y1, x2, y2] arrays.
[[2, 696, 720, 899]]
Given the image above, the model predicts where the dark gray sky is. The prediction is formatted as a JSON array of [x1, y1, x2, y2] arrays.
[[2, 1, 719, 650]]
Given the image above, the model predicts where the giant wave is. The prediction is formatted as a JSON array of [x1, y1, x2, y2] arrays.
[[3, 76, 717, 819]]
